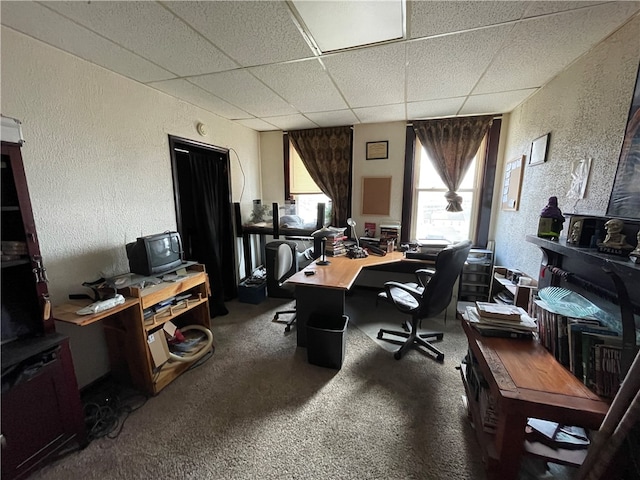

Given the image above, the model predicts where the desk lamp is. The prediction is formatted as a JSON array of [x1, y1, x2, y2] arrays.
[[346, 218, 367, 258], [311, 227, 332, 266]]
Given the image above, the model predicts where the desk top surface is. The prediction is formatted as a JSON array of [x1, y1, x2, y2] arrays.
[[286, 251, 425, 290], [462, 320, 609, 427]]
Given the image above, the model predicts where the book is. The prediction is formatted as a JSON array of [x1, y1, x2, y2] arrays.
[[581, 332, 621, 388], [567, 320, 616, 379], [364, 222, 376, 237], [475, 302, 522, 321], [594, 343, 622, 398]]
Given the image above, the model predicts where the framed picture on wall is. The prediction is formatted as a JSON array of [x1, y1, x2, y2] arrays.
[[607, 64, 640, 219], [529, 133, 550, 165], [366, 141, 388, 160]]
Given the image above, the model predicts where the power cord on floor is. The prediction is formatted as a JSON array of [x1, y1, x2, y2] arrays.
[[83, 390, 148, 442]]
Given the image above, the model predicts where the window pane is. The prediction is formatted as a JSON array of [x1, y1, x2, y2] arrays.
[[418, 147, 476, 189], [417, 151, 445, 189], [291, 193, 332, 226], [414, 190, 473, 243]]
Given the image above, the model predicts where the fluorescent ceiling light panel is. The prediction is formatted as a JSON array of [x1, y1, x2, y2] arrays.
[[291, 0, 405, 53]]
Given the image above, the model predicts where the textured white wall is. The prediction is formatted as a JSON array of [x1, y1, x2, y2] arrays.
[[351, 122, 406, 235], [493, 16, 640, 279], [1, 28, 262, 387]]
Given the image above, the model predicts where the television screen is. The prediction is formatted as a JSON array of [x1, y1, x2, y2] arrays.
[[127, 231, 183, 276]]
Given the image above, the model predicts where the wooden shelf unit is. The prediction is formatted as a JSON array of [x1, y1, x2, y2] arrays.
[[55, 264, 212, 396], [488, 266, 537, 309]]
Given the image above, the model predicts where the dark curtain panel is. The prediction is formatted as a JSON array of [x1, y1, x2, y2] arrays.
[[289, 126, 352, 227], [180, 150, 235, 316], [413, 116, 493, 212]]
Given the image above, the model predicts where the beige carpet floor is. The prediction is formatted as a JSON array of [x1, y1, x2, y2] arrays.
[[32, 288, 519, 479]]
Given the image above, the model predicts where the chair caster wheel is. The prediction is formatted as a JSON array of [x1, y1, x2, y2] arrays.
[[436, 354, 444, 362], [377, 331, 383, 339], [436, 334, 444, 341], [273, 314, 279, 321], [285, 326, 291, 332], [394, 351, 402, 360]]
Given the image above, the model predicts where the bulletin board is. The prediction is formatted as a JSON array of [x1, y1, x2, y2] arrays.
[[501, 155, 525, 211], [362, 176, 392, 215]]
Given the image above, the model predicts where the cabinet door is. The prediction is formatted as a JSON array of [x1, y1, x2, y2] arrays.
[[1, 143, 51, 339], [1, 355, 67, 479]]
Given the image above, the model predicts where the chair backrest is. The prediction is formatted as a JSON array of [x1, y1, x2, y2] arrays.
[[419, 240, 472, 319], [276, 243, 294, 282], [265, 240, 298, 298]]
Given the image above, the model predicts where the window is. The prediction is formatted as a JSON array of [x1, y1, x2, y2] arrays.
[[411, 136, 486, 243], [286, 139, 332, 225]]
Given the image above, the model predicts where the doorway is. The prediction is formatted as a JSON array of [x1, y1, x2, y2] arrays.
[[168, 135, 237, 316]]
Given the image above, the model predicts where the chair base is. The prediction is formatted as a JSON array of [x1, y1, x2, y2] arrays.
[[377, 326, 444, 362], [273, 309, 296, 333]]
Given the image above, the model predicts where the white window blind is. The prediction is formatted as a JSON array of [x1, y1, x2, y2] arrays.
[[290, 144, 322, 195]]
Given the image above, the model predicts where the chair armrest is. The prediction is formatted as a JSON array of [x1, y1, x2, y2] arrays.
[[415, 268, 436, 288], [383, 281, 422, 313]]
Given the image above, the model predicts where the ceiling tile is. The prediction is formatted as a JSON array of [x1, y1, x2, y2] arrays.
[[46, 1, 238, 76], [522, 1, 611, 18], [305, 110, 359, 127], [474, 2, 640, 94], [322, 42, 406, 108], [1, 1, 175, 83], [407, 25, 511, 102], [261, 114, 318, 131], [409, 0, 527, 38], [459, 89, 538, 116], [235, 118, 280, 131], [353, 104, 406, 124], [164, 0, 314, 67], [407, 97, 466, 119], [148, 79, 253, 120], [189, 70, 297, 117], [249, 59, 348, 113]]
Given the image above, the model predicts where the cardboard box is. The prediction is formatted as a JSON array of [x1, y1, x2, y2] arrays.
[[147, 330, 170, 368]]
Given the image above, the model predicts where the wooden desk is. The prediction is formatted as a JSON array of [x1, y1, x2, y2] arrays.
[[460, 320, 609, 479], [286, 252, 425, 346]]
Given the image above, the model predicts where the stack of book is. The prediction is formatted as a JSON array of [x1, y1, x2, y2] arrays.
[[464, 302, 537, 339], [379, 224, 400, 249], [325, 234, 347, 257]]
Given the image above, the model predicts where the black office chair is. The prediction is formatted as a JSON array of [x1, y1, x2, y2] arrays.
[[265, 241, 298, 332], [377, 240, 472, 362]]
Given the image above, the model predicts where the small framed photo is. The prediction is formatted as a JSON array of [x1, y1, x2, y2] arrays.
[[366, 141, 388, 160], [529, 133, 550, 166]]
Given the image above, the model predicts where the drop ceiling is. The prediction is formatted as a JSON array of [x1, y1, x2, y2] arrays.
[[1, 1, 639, 132]]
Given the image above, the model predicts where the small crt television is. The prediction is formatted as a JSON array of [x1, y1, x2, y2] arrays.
[[126, 231, 183, 276]]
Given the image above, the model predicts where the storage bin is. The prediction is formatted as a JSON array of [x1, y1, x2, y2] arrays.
[[238, 280, 267, 304], [307, 314, 349, 369]]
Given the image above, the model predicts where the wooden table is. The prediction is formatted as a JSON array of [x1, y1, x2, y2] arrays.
[[460, 320, 609, 479], [286, 252, 426, 346]]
